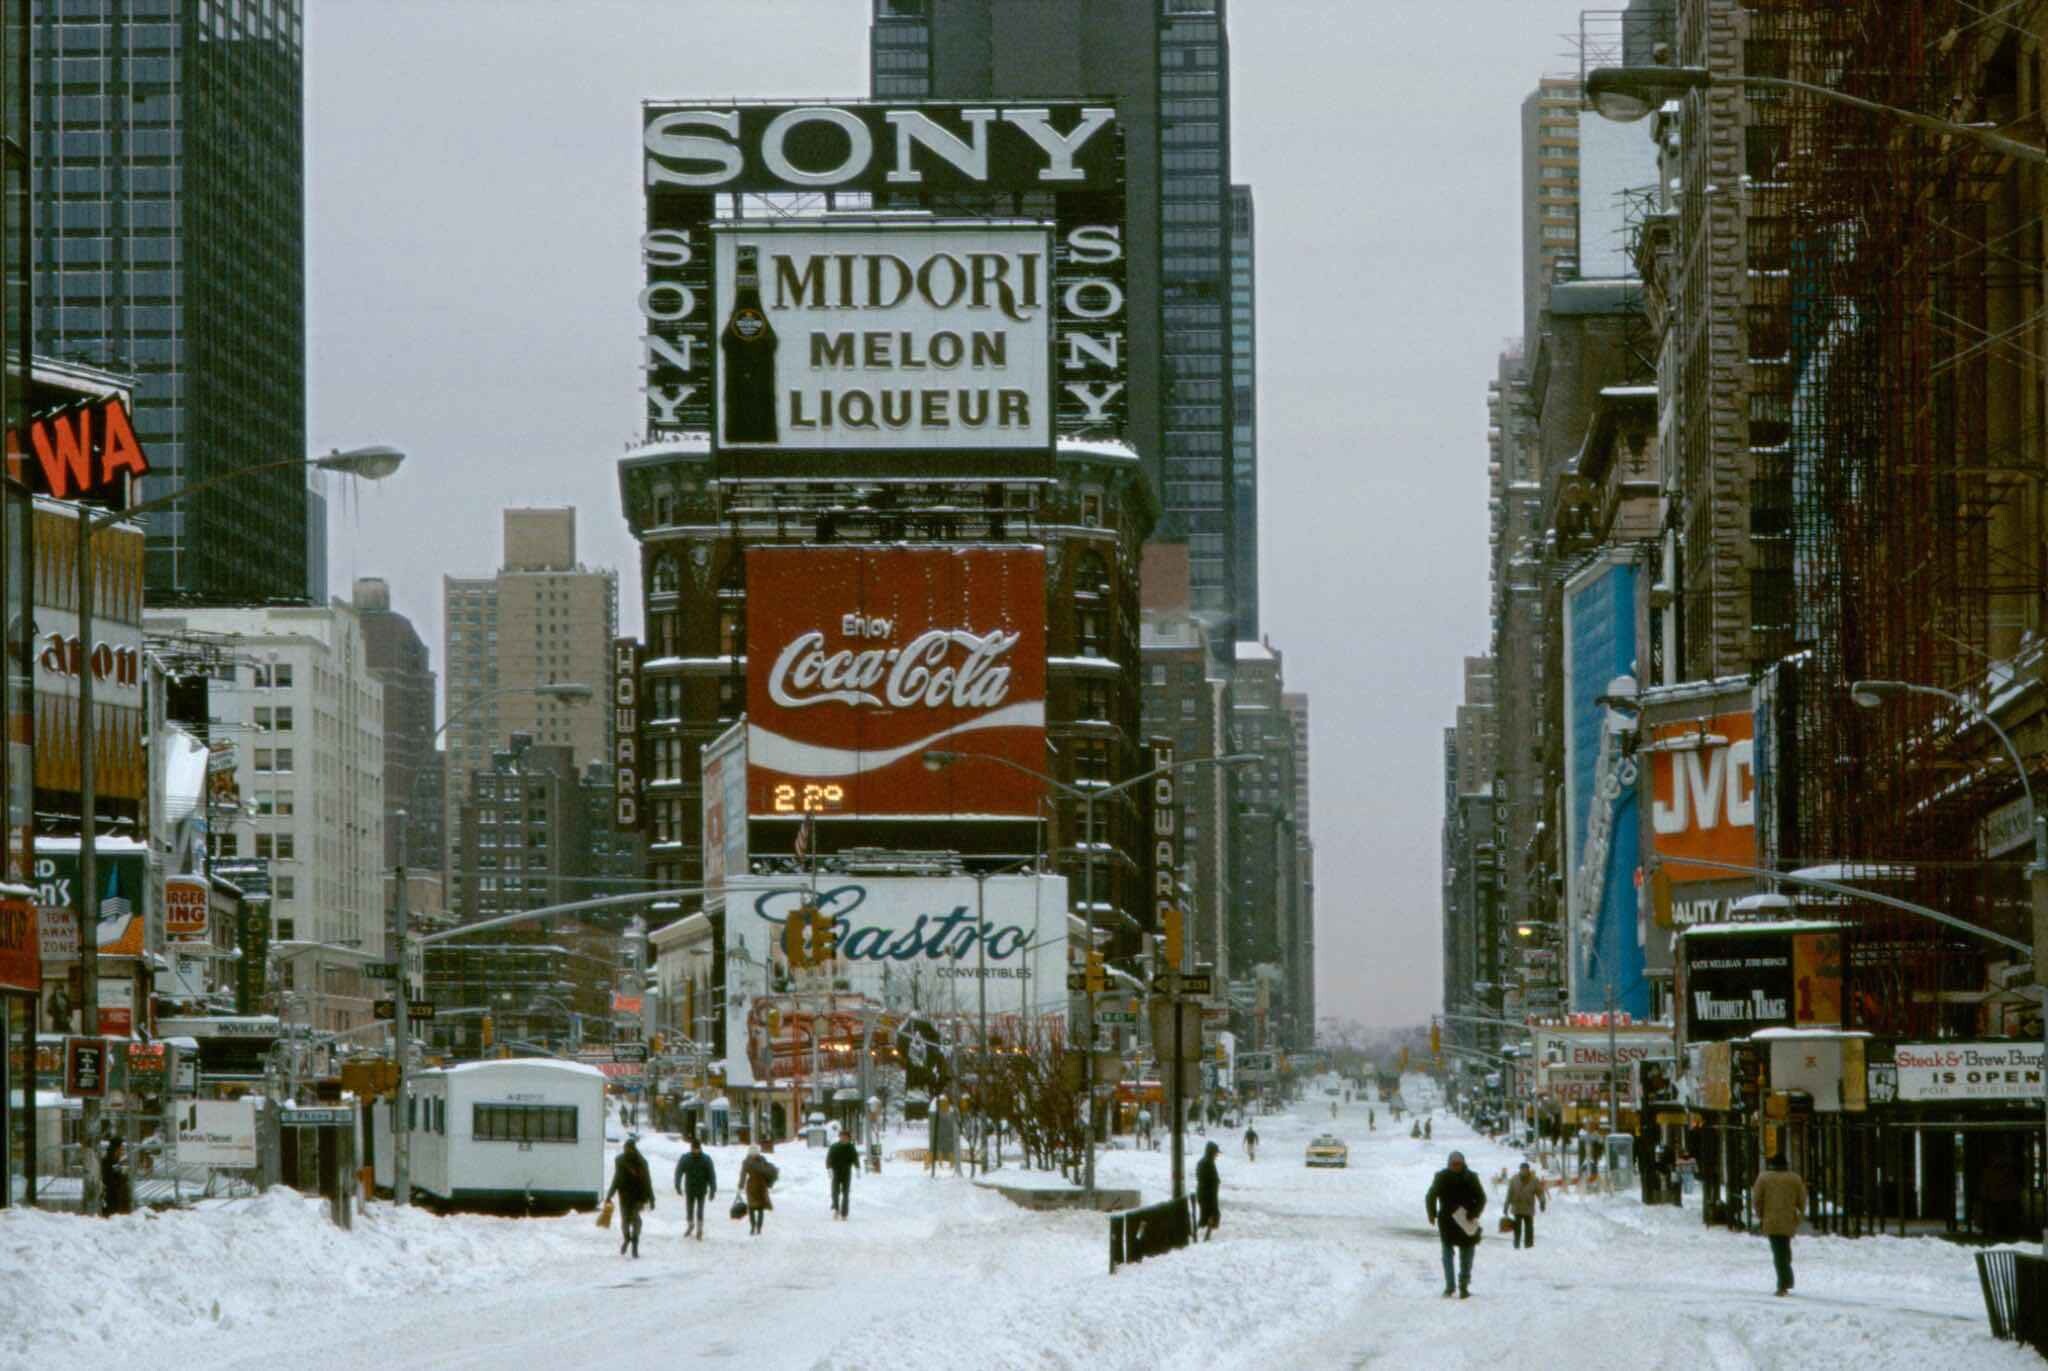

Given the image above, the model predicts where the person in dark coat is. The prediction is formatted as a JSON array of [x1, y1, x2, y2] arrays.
[[740, 1144, 778, 1235], [99, 1136, 132, 1217], [1242, 1124, 1259, 1161], [1195, 1140, 1222, 1240], [826, 1130, 860, 1219], [605, 1135, 655, 1257], [672, 1133, 718, 1240], [1425, 1149, 1487, 1298]]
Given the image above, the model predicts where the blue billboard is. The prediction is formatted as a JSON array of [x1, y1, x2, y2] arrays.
[[1562, 559, 1647, 1017]]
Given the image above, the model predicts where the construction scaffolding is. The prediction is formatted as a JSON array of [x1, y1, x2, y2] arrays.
[[1752, 0, 2047, 1035]]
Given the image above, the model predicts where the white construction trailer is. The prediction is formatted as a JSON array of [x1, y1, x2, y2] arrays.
[[370, 1059, 606, 1213]]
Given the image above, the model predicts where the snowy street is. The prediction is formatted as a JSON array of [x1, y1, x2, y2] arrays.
[[4, 1084, 2028, 1370]]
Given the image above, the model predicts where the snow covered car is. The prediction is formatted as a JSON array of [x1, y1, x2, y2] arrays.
[[1305, 1134, 1349, 1168]]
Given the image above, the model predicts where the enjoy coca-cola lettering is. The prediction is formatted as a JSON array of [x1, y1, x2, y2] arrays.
[[749, 884, 1033, 964], [767, 626, 1018, 711]]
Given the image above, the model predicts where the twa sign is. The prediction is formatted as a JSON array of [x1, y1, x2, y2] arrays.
[[5, 398, 149, 500], [1648, 709, 1755, 883], [746, 546, 1045, 819]]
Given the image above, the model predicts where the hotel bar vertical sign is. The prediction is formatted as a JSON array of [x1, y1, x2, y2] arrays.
[[613, 638, 642, 830]]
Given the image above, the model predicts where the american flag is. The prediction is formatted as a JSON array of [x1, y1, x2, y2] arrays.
[[794, 810, 816, 865]]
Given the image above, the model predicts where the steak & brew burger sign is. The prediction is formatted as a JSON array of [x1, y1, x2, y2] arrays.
[[745, 546, 1045, 819], [1896, 1042, 2044, 1102]]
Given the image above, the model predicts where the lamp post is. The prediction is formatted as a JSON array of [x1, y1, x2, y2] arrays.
[[387, 677, 593, 1207], [73, 445, 402, 1211], [1584, 64, 2048, 168], [1850, 677, 2048, 1252], [922, 747, 1256, 1195]]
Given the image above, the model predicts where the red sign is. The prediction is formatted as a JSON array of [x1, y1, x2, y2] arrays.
[[1648, 709, 1756, 883], [744, 546, 1047, 818], [0, 897, 35, 994], [5, 397, 150, 500], [164, 875, 208, 939]]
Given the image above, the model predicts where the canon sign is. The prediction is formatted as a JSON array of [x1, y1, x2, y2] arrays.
[[745, 546, 1046, 819]]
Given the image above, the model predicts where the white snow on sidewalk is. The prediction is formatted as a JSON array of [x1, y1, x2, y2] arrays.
[[2, 1094, 2031, 1370]]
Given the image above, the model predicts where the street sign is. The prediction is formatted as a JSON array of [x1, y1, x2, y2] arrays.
[[1148, 1000, 1204, 1062], [63, 1037, 107, 1098], [364, 962, 399, 980], [373, 1000, 436, 1021], [281, 1107, 353, 1127], [613, 1043, 650, 1064], [1150, 973, 1213, 996], [1096, 1010, 1137, 1026]]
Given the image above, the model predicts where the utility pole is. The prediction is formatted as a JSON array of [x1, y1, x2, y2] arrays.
[[1605, 981, 1618, 1141], [75, 512, 103, 1215], [391, 838, 412, 1206]]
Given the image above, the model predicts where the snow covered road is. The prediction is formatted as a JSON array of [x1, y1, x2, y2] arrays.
[[4, 1090, 2029, 1370]]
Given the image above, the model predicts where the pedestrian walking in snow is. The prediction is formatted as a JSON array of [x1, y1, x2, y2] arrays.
[[99, 1136, 131, 1217], [1196, 1141, 1222, 1240], [1424, 1118, 1433, 1141], [673, 1133, 718, 1240], [606, 1135, 655, 1258], [1137, 1108, 1153, 1149], [1242, 1124, 1259, 1161], [1506, 1161, 1546, 1249], [1425, 1150, 1487, 1299], [740, 1144, 779, 1235], [826, 1129, 859, 1219], [1752, 1153, 1808, 1296], [1369, 1109, 1376, 1130]]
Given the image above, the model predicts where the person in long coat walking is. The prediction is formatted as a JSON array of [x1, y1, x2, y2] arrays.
[[740, 1144, 779, 1236], [1425, 1149, 1487, 1298], [1752, 1153, 1808, 1295], [1195, 1140, 1222, 1240], [605, 1135, 655, 1258], [99, 1136, 132, 1217]]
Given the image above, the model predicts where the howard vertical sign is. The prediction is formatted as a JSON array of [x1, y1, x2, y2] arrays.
[[641, 100, 1126, 470]]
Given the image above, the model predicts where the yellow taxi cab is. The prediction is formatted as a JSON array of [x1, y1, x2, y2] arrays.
[[1305, 1133, 1349, 1168]]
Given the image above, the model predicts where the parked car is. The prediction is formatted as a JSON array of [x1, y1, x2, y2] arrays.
[[1305, 1133, 1349, 1168]]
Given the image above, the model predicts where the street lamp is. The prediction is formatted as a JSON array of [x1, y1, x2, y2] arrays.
[[1851, 676, 2048, 1252], [1584, 64, 2048, 167], [387, 676, 596, 1206], [73, 444, 403, 1210], [921, 747, 1256, 1195]]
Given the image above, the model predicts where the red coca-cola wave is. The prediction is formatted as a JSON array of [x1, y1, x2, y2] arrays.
[[745, 546, 1047, 817]]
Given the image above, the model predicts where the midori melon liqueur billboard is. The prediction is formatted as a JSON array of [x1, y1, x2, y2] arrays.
[[721, 873, 1066, 1089]]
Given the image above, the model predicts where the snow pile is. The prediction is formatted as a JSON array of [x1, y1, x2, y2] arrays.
[[0, 1186, 586, 1364]]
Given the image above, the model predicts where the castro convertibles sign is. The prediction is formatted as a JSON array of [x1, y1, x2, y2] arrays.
[[1895, 1041, 2043, 1102], [745, 545, 1045, 820], [711, 220, 1051, 455], [641, 100, 1127, 472]]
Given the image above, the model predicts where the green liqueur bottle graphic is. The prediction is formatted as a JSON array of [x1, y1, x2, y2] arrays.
[[721, 244, 779, 444]]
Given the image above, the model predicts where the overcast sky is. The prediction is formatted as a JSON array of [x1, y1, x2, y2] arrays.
[[305, 0, 1593, 1029]]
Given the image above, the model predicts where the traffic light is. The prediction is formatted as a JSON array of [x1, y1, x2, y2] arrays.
[[1397, 1045, 1409, 1072], [480, 1013, 494, 1050], [650, 1032, 665, 1055], [783, 908, 813, 969], [766, 1006, 782, 1037], [1162, 906, 1184, 971], [811, 906, 837, 962], [1085, 949, 1105, 994], [1429, 1022, 1441, 1057]]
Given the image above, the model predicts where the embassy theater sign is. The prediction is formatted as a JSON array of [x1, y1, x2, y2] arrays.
[[640, 100, 1127, 476]]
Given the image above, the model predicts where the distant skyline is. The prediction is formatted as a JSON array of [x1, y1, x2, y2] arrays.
[[304, 0, 1593, 1027]]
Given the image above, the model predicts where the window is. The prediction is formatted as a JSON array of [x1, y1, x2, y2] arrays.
[[253, 748, 273, 773], [473, 1103, 579, 1143], [276, 918, 296, 941], [1150, 665, 1167, 687], [255, 834, 274, 860], [274, 664, 293, 689], [273, 706, 293, 732], [275, 833, 295, 861], [274, 790, 294, 817], [254, 706, 272, 731], [274, 875, 295, 901], [273, 748, 294, 773]]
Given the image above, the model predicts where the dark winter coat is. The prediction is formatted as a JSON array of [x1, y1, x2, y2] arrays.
[[99, 1146, 132, 1217], [1196, 1153, 1221, 1225], [1425, 1166, 1487, 1248], [674, 1148, 717, 1198], [826, 1139, 860, 1178], [607, 1148, 655, 1212], [741, 1153, 779, 1210]]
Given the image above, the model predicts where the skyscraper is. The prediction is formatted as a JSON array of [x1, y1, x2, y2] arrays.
[[30, 0, 308, 604], [1520, 77, 1580, 348], [1229, 184, 1256, 636], [869, 0, 1244, 635], [442, 508, 616, 918], [353, 576, 437, 872]]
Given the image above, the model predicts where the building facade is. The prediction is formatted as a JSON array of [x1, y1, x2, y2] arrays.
[[31, 0, 309, 604], [352, 576, 436, 871], [143, 603, 385, 961], [441, 508, 616, 917]]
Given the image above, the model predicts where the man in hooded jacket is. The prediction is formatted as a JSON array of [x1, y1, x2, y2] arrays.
[[1425, 1149, 1486, 1298], [606, 1135, 655, 1258]]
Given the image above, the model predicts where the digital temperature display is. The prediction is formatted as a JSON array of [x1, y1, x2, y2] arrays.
[[772, 783, 846, 814]]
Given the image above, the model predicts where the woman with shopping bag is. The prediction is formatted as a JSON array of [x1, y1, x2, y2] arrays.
[[740, 1145, 779, 1236]]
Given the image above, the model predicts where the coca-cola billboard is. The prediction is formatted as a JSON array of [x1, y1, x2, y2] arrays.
[[745, 546, 1046, 818]]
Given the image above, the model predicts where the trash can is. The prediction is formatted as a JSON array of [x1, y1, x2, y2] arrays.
[[1978, 1249, 2020, 1342]]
